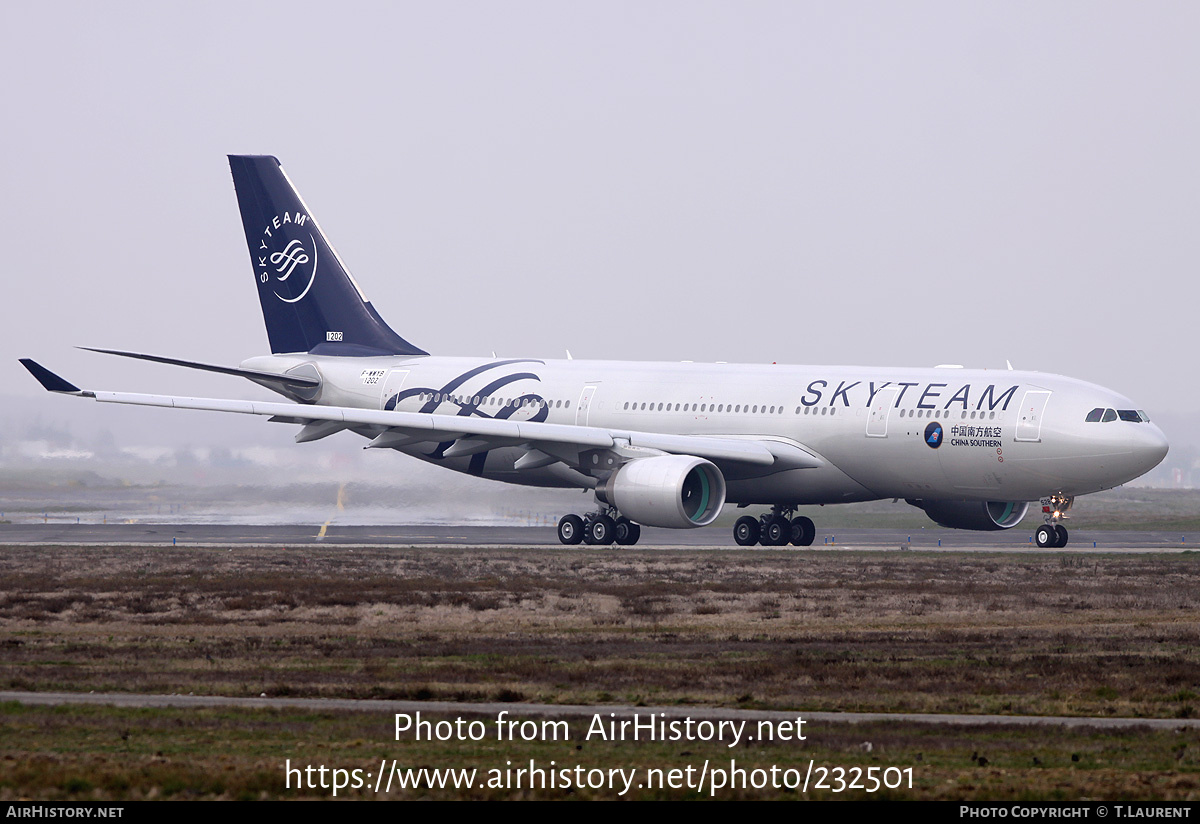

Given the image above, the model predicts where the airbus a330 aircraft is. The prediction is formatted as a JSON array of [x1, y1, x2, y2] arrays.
[[21, 156, 1169, 548]]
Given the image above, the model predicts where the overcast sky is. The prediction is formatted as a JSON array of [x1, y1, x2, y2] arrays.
[[3, 2, 1198, 449]]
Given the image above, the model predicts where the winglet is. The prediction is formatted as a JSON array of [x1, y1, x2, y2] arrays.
[[19, 359, 83, 393]]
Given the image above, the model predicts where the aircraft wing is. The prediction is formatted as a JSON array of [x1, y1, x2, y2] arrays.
[[19, 360, 822, 472]]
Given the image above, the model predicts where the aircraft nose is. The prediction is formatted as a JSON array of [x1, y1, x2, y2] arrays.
[[1112, 422, 1170, 480], [1139, 423, 1170, 471], [1075, 419, 1170, 489]]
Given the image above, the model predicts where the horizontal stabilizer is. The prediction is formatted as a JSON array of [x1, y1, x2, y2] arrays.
[[79, 348, 320, 389], [19, 359, 83, 394]]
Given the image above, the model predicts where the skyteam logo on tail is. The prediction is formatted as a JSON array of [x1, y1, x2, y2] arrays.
[[256, 212, 317, 304]]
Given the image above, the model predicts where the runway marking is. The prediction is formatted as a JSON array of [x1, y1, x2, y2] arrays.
[[316, 483, 348, 540]]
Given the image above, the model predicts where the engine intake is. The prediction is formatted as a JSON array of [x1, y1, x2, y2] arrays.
[[598, 455, 726, 529], [907, 499, 1029, 531]]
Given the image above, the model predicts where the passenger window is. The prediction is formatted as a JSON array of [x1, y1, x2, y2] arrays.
[[1102, 408, 1117, 422]]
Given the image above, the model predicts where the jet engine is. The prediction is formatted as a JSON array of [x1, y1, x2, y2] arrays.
[[907, 499, 1029, 531], [596, 455, 726, 529]]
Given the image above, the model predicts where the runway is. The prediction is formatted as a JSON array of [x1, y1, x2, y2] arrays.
[[4, 690, 1198, 730], [0, 522, 1192, 550]]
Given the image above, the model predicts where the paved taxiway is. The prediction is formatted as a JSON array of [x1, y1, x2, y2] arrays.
[[4, 690, 1198, 730], [0, 522, 1192, 550]]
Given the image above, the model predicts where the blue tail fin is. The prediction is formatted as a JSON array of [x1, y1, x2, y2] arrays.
[[227, 155, 427, 357]]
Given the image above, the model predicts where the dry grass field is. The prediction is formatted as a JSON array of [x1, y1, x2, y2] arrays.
[[2, 543, 1200, 799], [4, 545, 1200, 715]]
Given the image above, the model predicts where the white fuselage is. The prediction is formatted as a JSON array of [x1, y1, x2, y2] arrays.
[[242, 353, 1169, 507]]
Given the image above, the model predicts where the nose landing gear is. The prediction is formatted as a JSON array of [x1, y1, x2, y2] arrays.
[[1035, 494, 1073, 548]]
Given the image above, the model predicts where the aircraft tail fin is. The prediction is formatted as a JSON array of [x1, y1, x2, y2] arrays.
[[227, 155, 427, 357]]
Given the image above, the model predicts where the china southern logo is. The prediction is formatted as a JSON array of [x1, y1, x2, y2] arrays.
[[924, 421, 943, 449], [256, 212, 318, 304]]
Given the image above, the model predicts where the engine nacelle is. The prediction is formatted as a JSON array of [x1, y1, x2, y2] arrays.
[[597, 455, 726, 529], [907, 499, 1030, 531]]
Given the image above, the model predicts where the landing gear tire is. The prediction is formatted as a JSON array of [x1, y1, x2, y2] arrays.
[[734, 516, 760, 547], [1055, 525, 1069, 548], [1036, 524, 1059, 548], [588, 514, 616, 546], [614, 519, 641, 546], [558, 514, 584, 545], [790, 516, 816, 547], [761, 516, 789, 547]]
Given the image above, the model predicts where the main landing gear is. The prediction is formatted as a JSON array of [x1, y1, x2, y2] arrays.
[[1034, 493, 1072, 548], [557, 509, 641, 546], [734, 506, 816, 547]]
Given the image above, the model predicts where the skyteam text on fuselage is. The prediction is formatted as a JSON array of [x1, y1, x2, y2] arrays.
[[20, 156, 1169, 549]]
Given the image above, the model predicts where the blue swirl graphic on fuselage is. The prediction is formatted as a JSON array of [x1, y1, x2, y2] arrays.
[[384, 359, 548, 475]]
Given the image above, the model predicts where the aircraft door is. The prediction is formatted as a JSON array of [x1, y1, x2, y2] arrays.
[[1014, 390, 1051, 442], [866, 386, 900, 437], [380, 369, 410, 410], [576, 385, 599, 426]]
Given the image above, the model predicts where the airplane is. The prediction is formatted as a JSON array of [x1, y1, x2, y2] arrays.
[[20, 155, 1169, 549]]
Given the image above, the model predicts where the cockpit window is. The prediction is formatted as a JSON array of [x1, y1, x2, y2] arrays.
[[1086, 407, 1151, 423]]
